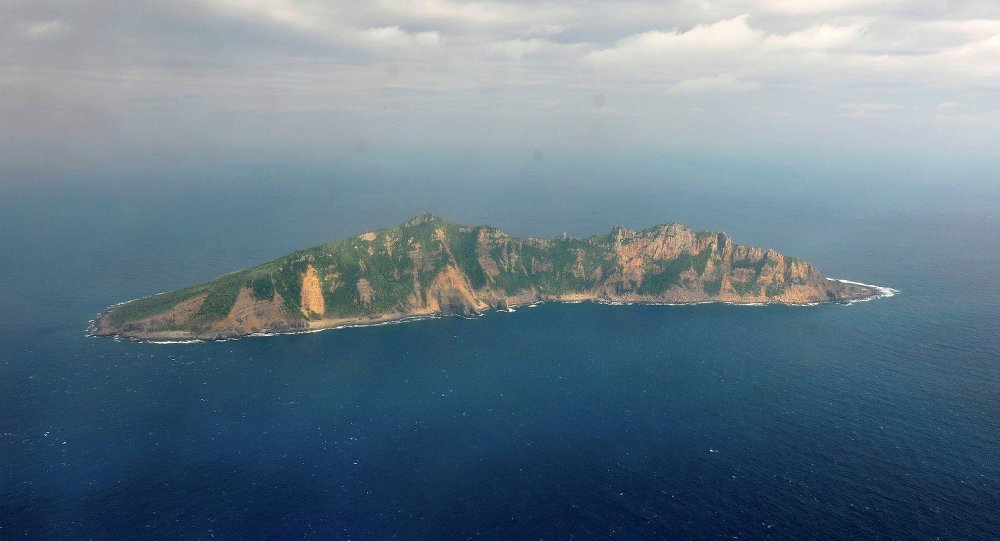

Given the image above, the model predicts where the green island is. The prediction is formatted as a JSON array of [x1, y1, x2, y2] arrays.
[[91, 214, 881, 341]]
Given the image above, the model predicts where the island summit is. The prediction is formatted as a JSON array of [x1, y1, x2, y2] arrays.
[[91, 214, 882, 341]]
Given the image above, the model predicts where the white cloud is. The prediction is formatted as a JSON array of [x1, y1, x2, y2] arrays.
[[375, 0, 518, 25], [763, 22, 867, 50], [488, 38, 546, 60], [756, 0, 899, 15], [916, 18, 1000, 40], [371, 0, 578, 33], [3, 0, 1000, 163], [22, 20, 65, 38], [204, 0, 323, 31], [526, 23, 569, 36], [589, 15, 762, 66], [585, 16, 881, 86], [936, 34, 1000, 76], [840, 102, 901, 118], [933, 101, 1000, 122], [485, 37, 584, 62], [668, 74, 760, 94], [358, 26, 443, 48]]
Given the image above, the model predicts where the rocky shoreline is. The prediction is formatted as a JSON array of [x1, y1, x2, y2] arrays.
[[90, 215, 895, 343], [89, 278, 888, 343]]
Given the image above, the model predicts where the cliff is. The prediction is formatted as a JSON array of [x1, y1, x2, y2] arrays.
[[91, 214, 881, 341]]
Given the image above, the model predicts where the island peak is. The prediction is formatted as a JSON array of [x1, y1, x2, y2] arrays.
[[91, 216, 885, 341]]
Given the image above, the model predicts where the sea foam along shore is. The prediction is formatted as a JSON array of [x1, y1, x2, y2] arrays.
[[826, 278, 899, 305], [109, 280, 896, 344]]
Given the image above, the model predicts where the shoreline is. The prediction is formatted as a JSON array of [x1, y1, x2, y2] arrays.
[[89, 278, 895, 344], [826, 278, 900, 305]]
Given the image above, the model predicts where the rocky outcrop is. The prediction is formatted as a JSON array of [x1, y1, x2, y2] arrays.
[[91, 214, 883, 341], [426, 265, 490, 316]]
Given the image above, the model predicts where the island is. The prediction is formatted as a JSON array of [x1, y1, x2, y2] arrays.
[[90, 214, 885, 341]]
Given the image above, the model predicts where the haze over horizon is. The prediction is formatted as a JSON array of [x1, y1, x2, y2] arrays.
[[2, 0, 998, 179], [3, 4, 1000, 540]]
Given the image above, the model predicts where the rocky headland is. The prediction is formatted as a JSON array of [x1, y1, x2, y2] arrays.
[[91, 214, 886, 341]]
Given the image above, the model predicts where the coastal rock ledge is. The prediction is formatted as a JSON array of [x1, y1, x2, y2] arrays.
[[91, 214, 885, 341]]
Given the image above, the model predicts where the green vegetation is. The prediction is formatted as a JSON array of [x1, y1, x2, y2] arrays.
[[731, 279, 760, 296], [716, 233, 728, 251], [692, 247, 712, 276], [766, 282, 787, 297], [443, 224, 488, 289], [250, 276, 274, 301], [100, 214, 830, 337], [275, 256, 307, 314], [108, 285, 204, 326], [196, 277, 243, 319], [638, 252, 693, 294], [703, 279, 723, 296]]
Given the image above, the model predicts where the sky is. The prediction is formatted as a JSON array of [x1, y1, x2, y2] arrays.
[[2, 0, 998, 176]]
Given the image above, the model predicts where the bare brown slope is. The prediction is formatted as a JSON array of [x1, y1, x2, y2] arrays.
[[92, 215, 884, 341]]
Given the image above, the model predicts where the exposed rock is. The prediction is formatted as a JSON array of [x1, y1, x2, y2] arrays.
[[92, 214, 885, 341], [356, 278, 374, 305], [219, 287, 293, 335], [299, 265, 325, 317], [426, 265, 489, 316]]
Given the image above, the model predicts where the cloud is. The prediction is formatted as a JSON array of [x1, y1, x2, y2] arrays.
[[358, 26, 443, 48], [367, 0, 580, 37], [756, 0, 899, 15], [592, 17, 869, 57], [937, 34, 1000, 76], [763, 22, 867, 50], [840, 102, 902, 118], [488, 38, 546, 60], [22, 19, 65, 38], [667, 74, 760, 95], [588, 16, 762, 66], [526, 23, 569, 36], [204, 0, 323, 31], [374, 0, 523, 25], [1, 0, 999, 168], [933, 100, 1000, 122]]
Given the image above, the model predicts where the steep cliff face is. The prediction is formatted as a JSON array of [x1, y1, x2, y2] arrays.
[[91, 214, 880, 341]]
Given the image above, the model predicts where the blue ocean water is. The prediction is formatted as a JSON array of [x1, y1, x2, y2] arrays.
[[1, 155, 998, 538]]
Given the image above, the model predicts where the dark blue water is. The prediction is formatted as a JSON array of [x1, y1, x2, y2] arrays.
[[1, 155, 998, 539]]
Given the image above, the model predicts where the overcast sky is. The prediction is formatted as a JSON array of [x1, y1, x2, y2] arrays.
[[2, 0, 998, 174]]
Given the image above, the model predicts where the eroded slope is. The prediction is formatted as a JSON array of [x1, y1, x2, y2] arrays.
[[92, 214, 879, 340]]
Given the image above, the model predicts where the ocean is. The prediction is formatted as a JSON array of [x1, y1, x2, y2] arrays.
[[1, 153, 998, 538]]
